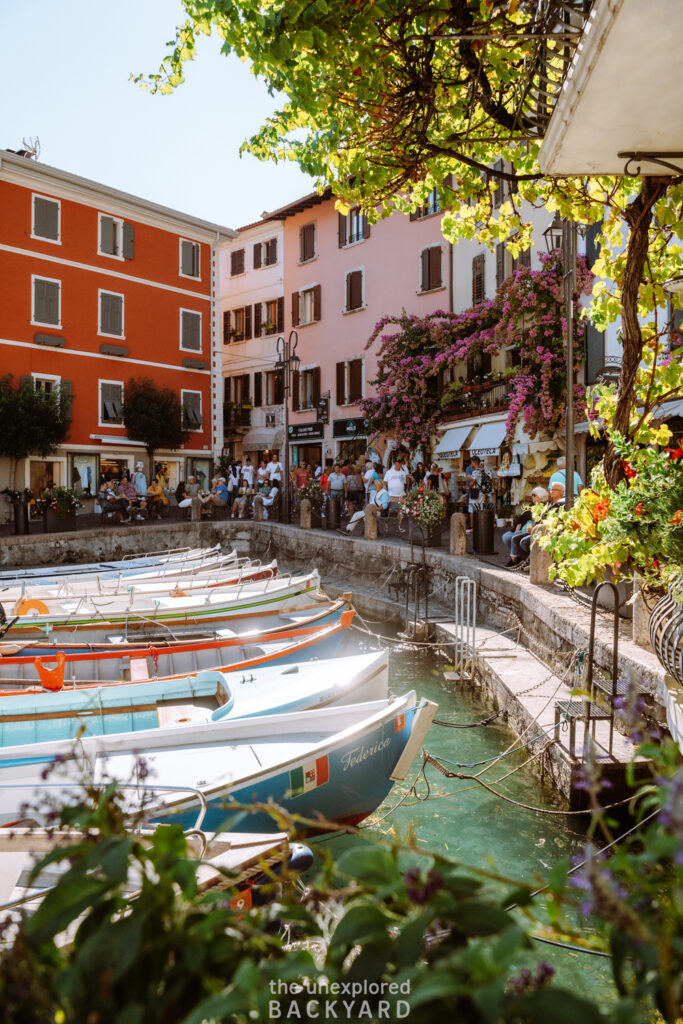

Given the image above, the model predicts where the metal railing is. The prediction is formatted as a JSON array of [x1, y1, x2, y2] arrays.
[[441, 379, 512, 420]]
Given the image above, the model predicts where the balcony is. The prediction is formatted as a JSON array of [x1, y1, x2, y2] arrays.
[[223, 404, 252, 432], [441, 378, 513, 421]]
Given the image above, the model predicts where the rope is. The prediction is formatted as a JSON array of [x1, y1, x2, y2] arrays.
[[424, 715, 566, 770], [432, 711, 503, 729]]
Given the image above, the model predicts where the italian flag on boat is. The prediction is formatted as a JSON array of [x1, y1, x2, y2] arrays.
[[289, 755, 329, 797]]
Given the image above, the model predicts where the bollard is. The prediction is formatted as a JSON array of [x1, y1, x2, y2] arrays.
[[253, 495, 265, 522], [300, 498, 312, 529], [327, 496, 341, 531], [364, 502, 378, 540], [450, 512, 467, 556], [191, 496, 202, 522], [529, 527, 553, 585]]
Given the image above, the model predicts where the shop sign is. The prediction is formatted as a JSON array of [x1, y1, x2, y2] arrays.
[[333, 417, 369, 439], [288, 422, 323, 441]]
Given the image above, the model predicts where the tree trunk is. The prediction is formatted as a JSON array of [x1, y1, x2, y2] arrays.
[[604, 178, 669, 488]]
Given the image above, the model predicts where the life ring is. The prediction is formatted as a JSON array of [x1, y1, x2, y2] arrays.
[[15, 598, 49, 616]]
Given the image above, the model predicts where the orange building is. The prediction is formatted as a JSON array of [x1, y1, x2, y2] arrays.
[[0, 148, 234, 500]]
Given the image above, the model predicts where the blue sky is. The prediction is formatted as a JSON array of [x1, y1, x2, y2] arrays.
[[2, 0, 315, 229]]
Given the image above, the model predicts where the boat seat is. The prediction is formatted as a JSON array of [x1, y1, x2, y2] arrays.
[[129, 658, 150, 682], [157, 703, 212, 728]]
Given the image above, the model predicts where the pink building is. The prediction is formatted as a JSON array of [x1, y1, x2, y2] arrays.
[[252, 188, 451, 470]]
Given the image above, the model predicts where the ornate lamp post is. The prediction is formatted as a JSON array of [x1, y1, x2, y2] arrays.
[[544, 211, 577, 512], [275, 330, 300, 524]]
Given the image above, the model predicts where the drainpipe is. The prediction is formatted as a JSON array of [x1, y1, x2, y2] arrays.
[[448, 241, 454, 313]]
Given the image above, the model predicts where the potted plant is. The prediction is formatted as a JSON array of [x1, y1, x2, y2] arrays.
[[39, 486, 81, 533], [400, 487, 447, 546]]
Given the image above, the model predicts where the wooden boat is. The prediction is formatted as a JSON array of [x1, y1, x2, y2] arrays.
[[0, 558, 278, 604], [0, 597, 350, 660], [0, 691, 438, 833], [0, 829, 312, 940], [0, 652, 389, 745], [0, 609, 354, 689], [0, 545, 232, 584], [1, 570, 325, 640]]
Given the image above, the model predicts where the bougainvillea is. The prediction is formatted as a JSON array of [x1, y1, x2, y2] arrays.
[[361, 252, 593, 451]]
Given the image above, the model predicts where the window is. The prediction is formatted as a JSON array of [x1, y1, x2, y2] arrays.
[[466, 351, 491, 382], [180, 239, 200, 279], [292, 285, 321, 327], [492, 159, 505, 209], [586, 324, 606, 384], [472, 253, 486, 305], [496, 242, 506, 289], [336, 359, 364, 406], [292, 367, 320, 411], [98, 290, 124, 338], [257, 371, 284, 407], [31, 373, 61, 395], [99, 214, 133, 260], [338, 209, 370, 247], [224, 374, 250, 405], [100, 381, 124, 425], [585, 221, 603, 269], [32, 194, 60, 243], [182, 390, 203, 431], [32, 276, 61, 327], [223, 306, 252, 343], [299, 223, 316, 263], [230, 248, 245, 277], [420, 246, 442, 292], [180, 309, 202, 351], [253, 238, 278, 268], [254, 298, 279, 337], [344, 269, 364, 312], [410, 188, 441, 221], [510, 242, 531, 274]]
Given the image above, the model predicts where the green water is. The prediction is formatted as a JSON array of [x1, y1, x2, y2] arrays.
[[326, 633, 616, 1002]]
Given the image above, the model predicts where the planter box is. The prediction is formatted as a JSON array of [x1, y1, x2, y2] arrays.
[[44, 509, 77, 533]]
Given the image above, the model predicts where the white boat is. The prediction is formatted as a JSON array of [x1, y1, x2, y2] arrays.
[[0, 557, 278, 604], [0, 690, 438, 833], [0, 545, 231, 584], [2, 570, 324, 640]]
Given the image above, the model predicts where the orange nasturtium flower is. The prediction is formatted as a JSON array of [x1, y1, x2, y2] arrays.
[[634, 502, 645, 516], [671, 510, 683, 525], [592, 498, 610, 522]]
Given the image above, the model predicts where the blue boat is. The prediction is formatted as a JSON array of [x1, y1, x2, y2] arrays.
[[0, 691, 437, 833], [0, 652, 388, 745]]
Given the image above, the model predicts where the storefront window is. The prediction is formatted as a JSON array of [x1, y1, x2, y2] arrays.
[[337, 438, 368, 464], [30, 460, 61, 495], [187, 458, 211, 492], [154, 460, 182, 492], [70, 454, 98, 497], [99, 457, 132, 487]]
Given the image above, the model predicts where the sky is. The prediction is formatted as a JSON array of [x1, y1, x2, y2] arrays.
[[1, 0, 315, 229]]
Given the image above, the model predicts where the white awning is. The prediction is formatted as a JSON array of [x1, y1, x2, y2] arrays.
[[433, 425, 477, 459], [468, 421, 507, 457], [241, 427, 284, 451], [575, 399, 683, 434]]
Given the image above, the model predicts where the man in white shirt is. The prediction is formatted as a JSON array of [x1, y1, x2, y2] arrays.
[[384, 459, 406, 500], [266, 455, 282, 483], [241, 457, 254, 488]]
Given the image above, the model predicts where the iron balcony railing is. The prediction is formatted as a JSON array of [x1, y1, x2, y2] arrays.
[[441, 379, 513, 420]]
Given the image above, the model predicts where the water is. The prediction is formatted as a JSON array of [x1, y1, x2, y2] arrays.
[[323, 632, 616, 1001]]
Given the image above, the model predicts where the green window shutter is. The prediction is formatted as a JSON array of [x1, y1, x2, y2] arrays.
[[34, 197, 59, 240], [122, 223, 134, 260], [100, 216, 116, 255]]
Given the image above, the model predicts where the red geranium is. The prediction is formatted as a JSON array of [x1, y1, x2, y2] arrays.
[[666, 447, 683, 461], [622, 459, 636, 479]]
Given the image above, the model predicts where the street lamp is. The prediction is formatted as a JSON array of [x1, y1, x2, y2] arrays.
[[544, 211, 577, 511], [275, 330, 300, 524]]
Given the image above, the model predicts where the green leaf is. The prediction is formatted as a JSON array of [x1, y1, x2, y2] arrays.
[[336, 844, 400, 887], [329, 901, 392, 949]]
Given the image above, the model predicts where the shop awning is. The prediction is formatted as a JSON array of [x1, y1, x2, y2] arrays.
[[433, 425, 477, 459], [241, 427, 284, 451], [575, 398, 683, 435], [468, 421, 507, 457]]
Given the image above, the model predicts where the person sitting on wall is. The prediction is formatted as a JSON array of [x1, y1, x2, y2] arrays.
[[119, 474, 146, 520], [345, 477, 389, 533], [508, 481, 563, 567], [262, 479, 280, 521], [99, 482, 129, 524], [231, 477, 252, 519], [502, 486, 548, 562], [146, 477, 168, 519], [178, 476, 199, 509], [201, 477, 229, 517]]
